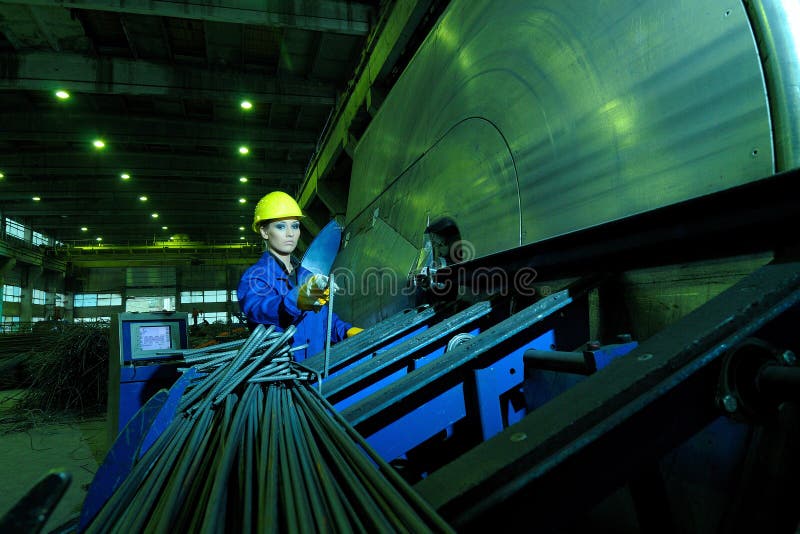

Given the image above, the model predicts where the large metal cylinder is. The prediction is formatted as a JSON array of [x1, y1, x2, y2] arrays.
[[335, 0, 799, 326]]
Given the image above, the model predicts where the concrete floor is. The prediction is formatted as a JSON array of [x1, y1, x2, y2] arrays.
[[0, 390, 108, 533]]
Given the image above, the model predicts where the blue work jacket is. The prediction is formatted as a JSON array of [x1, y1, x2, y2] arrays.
[[237, 251, 351, 362]]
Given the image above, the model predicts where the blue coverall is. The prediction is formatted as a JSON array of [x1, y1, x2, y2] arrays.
[[237, 251, 351, 362]]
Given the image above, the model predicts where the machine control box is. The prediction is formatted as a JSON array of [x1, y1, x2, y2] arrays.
[[107, 312, 188, 444]]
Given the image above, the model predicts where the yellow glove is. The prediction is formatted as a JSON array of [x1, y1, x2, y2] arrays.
[[347, 327, 364, 338], [297, 274, 335, 311]]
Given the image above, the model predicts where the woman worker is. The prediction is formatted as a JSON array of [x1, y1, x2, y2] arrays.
[[237, 191, 362, 362]]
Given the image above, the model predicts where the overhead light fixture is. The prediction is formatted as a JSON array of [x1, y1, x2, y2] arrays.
[[32, 196, 41, 201], [139, 196, 148, 201], [151, 213, 159, 218], [81, 227, 88, 232], [240, 236, 245, 240], [239, 176, 248, 183], [240, 100, 253, 110], [92, 139, 106, 149], [238, 146, 249, 155], [55, 90, 70, 100], [120, 173, 131, 180], [238, 198, 247, 204], [239, 226, 245, 231], [0, 172, 4, 179], [96, 237, 103, 242], [162, 226, 168, 230]]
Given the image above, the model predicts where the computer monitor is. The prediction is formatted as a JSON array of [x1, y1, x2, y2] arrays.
[[129, 321, 183, 360], [112, 312, 189, 364]]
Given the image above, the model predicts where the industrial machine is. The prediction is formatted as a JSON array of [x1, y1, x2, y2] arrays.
[[76, 0, 800, 531], [310, 0, 800, 531], [106, 312, 189, 446]]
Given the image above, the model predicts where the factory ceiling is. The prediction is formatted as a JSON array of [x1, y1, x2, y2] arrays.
[[0, 0, 445, 251]]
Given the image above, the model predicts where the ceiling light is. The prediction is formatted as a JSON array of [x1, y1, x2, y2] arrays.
[[139, 196, 148, 201], [162, 226, 168, 230], [239, 176, 248, 183], [0, 172, 4, 179], [55, 90, 70, 100], [120, 173, 130, 180], [32, 196, 41, 201], [92, 139, 106, 149], [81, 227, 88, 232], [238, 146, 249, 155], [96, 237, 103, 242], [240, 236, 245, 240], [151, 213, 159, 218], [239, 226, 245, 231], [240, 100, 253, 110], [238, 198, 246, 204]]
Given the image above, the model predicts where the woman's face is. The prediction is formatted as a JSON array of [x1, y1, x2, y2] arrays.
[[262, 218, 300, 255]]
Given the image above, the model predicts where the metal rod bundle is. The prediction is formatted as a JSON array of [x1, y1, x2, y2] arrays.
[[82, 325, 453, 533]]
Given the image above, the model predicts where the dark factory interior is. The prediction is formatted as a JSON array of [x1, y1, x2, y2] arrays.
[[1, 1, 799, 532]]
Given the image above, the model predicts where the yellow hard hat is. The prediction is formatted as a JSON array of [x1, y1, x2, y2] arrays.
[[252, 191, 304, 232]]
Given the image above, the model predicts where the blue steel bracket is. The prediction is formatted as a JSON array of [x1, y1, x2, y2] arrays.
[[323, 300, 495, 409], [340, 276, 602, 461], [304, 302, 452, 376]]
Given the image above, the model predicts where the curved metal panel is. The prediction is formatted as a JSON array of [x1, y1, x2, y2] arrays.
[[334, 216, 418, 326], [335, 118, 521, 324], [745, 0, 800, 170], [300, 219, 343, 276], [342, 0, 776, 324]]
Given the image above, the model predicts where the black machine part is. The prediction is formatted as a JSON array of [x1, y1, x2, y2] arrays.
[[717, 337, 800, 423], [0, 470, 71, 534]]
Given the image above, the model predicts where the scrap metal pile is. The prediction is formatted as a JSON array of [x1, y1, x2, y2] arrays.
[[80, 324, 453, 533], [1, 323, 109, 416]]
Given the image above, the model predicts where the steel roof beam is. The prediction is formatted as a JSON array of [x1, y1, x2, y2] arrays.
[[1, 129, 316, 153], [5, 207, 254, 216], [0, 0, 374, 35], [0, 51, 337, 105], [0, 151, 308, 175], [298, 0, 432, 212], [1, 176, 286, 193]]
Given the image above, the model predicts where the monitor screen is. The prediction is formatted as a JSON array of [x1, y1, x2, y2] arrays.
[[138, 325, 172, 351]]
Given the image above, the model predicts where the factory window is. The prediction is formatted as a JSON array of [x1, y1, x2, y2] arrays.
[[32, 231, 49, 246], [181, 290, 203, 303], [208, 290, 226, 302], [180, 290, 227, 303], [230, 290, 237, 301], [32, 289, 47, 305], [4, 218, 25, 240], [3, 285, 22, 303], [31, 317, 46, 322], [75, 294, 96, 307], [55, 293, 66, 307], [74, 293, 122, 307], [1, 316, 20, 332], [203, 311, 227, 324], [125, 296, 175, 313]]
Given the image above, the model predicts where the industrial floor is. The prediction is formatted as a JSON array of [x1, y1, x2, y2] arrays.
[[0, 390, 108, 533]]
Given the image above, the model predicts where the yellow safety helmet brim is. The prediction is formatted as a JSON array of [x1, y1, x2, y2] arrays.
[[252, 191, 304, 233]]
